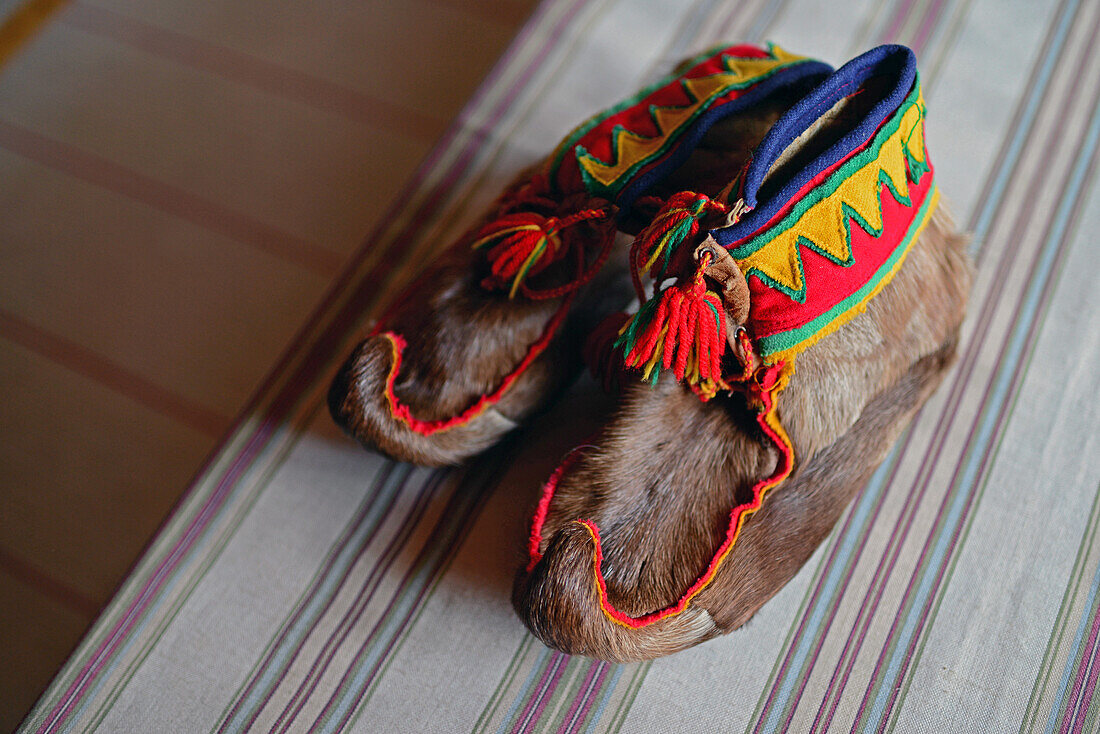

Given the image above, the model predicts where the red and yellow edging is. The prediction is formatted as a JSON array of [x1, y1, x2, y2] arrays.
[[525, 360, 795, 628]]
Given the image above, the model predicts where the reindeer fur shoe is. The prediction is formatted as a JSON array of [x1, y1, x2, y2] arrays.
[[328, 44, 832, 466], [515, 45, 973, 662]]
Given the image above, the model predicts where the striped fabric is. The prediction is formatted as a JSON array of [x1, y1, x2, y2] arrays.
[[19, 0, 1100, 731]]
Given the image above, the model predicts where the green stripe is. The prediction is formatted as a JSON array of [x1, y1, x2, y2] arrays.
[[1051, 553, 1100, 728], [756, 182, 937, 358], [83, 399, 325, 733], [606, 663, 650, 733], [471, 636, 536, 733], [1082, 700, 1100, 734], [211, 460, 408, 731], [1049, 541, 1100, 729], [1006, 432, 1098, 726]]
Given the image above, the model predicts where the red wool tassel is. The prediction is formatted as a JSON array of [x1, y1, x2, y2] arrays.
[[628, 192, 726, 300], [472, 212, 567, 298], [614, 255, 729, 397], [473, 206, 612, 298]]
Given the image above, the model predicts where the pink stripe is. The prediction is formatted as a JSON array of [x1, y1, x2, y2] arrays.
[[553, 661, 599, 734], [911, 0, 948, 51], [1062, 610, 1100, 734], [263, 472, 443, 733], [801, 16, 1100, 730], [879, 0, 919, 42], [559, 662, 608, 734], [570, 662, 611, 734], [523, 657, 571, 732], [0, 308, 230, 438], [513, 655, 567, 734], [61, 3, 445, 141], [1069, 613, 1100, 734], [850, 25, 1100, 732], [514, 653, 569, 734], [1064, 611, 1100, 734], [0, 120, 344, 276]]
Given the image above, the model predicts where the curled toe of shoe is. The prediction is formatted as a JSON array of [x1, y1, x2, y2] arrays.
[[513, 522, 721, 663], [328, 334, 517, 467]]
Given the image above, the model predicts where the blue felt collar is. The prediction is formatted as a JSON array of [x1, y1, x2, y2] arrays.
[[712, 45, 919, 247]]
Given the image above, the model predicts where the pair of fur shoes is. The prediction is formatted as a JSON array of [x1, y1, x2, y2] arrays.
[[328, 43, 972, 663]]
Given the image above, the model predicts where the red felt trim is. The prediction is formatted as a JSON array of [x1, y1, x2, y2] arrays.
[[377, 290, 575, 436], [525, 361, 795, 629], [526, 447, 585, 572], [745, 170, 934, 340], [552, 44, 779, 196], [373, 204, 615, 437]]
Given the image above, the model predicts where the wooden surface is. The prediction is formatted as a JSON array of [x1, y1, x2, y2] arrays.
[[0, 0, 538, 728]]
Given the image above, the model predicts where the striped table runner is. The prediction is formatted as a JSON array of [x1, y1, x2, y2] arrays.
[[20, 0, 1100, 731]]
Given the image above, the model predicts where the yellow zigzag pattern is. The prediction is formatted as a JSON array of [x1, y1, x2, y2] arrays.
[[578, 45, 806, 188], [736, 99, 927, 297]]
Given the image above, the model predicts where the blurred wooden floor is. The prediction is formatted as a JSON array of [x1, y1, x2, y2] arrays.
[[0, 0, 538, 728]]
